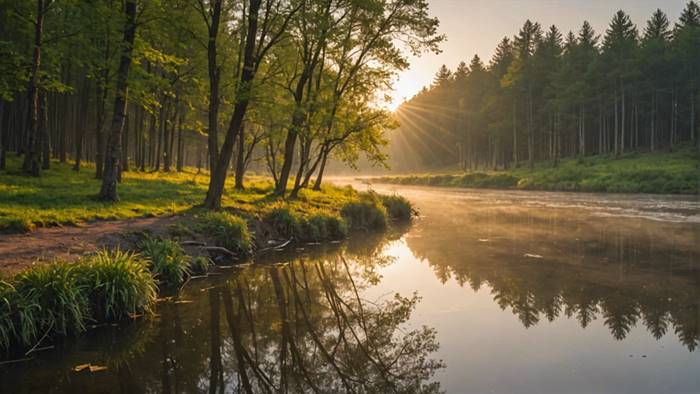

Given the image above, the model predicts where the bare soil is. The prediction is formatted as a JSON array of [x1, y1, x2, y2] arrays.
[[0, 216, 181, 273]]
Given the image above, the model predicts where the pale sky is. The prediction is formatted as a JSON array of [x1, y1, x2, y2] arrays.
[[388, 0, 688, 109]]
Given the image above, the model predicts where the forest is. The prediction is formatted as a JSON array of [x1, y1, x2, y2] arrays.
[[0, 0, 442, 206], [391, 2, 700, 172]]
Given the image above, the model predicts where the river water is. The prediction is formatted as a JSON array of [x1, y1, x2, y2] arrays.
[[1, 184, 698, 393]]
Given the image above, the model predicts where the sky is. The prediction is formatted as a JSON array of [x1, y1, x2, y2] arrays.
[[387, 0, 689, 110]]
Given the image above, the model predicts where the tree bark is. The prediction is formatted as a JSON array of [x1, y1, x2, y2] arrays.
[[99, 0, 137, 201], [234, 123, 246, 190], [204, 0, 263, 210], [39, 90, 50, 170], [23, 0, 46, 176], [206, 0, 222, 175]]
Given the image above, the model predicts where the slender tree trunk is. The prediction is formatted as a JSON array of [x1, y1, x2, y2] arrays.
[[313, 146, 330, 191], [512, 101, 518, 168], [176, 110, 184, 172], [23, 0, 46, 176], [651, 92, 656, 152], [0, 100, 5, 170], [234, 123, 246, 190], [122, 113, 130, 172], [204, 0, 263, 210], [621, 84, 625, 156], [614, 90, 619, 157], [206, 0, 222, 175], [99, 0, 137, 201], [39, 90, 50, 170]]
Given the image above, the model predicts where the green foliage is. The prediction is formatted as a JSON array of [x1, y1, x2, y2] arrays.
[[190, 256, 211, 275], [76, 250, 157, 320], [341, 192, 388, 231], [380, 195, 414, 222], [263, 207, 348, 242], [138, 237, 191, 285], [13, 263, 88, 337], [379, 148, 699, 195], [197, 212, 252, 257], [0, 250, 160, 352]]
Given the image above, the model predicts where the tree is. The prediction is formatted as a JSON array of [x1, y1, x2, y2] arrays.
[[98, 0, 137, 201]]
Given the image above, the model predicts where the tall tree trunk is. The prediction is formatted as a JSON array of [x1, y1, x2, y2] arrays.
[[99, 0, 137, 201], [147, 111, 156, 169], [512, 101, 518, 168], [204, 0, 262, 209], [176, 110, 184, 172], [0, 100, 5, 170], [614, 90, 619, 157], [234, 123, 245, 190], [23, 0, 46, 176], [206, 0, 222, 175], [312, 145, 330, 191], [122, 112, 130, 172], [620, 84, 625, 156], [95, 84, 108, 178], [650, 92, 656, 152], [39, 90, 50, 170]]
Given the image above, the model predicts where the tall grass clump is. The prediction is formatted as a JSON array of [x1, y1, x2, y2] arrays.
[[264, 207, 301, 239], [76, 250, 157, 320], [138, 237, 191, 285], [380, 195, 414, 222], [198, 212, 253, 257], [13, 263, 88, 337], [340, 192, 387, 231], [263, 207, 348, 242]]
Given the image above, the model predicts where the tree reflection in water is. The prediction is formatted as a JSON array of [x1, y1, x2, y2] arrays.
[[403, 204, 700, 352]]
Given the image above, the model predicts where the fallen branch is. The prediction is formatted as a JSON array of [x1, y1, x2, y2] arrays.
[[199, 246, 239, 260], [25, 322, 53, 356], [181, 240, 206, 246]]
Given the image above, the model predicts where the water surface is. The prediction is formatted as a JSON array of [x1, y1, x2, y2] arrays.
[[1, 185, 698, 393]]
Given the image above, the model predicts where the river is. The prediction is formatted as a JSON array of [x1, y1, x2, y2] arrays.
[[1, 184, 698, 393]]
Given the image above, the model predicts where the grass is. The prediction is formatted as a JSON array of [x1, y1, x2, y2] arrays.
[[196, 211, 253, 256], [377, 147, 699, 194], [76, 250, 157, 321], [138, 237, 191, 285], [341, 192, 388, 231], [263, 207, 348, 242], [0, 250, 159, 353], [0, 156, 410, 233]]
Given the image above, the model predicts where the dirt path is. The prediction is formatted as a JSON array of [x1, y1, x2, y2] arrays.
[[0, 216, 181, 273]]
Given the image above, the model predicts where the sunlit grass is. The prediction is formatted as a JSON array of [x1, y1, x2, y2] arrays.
[[378, 146, 699, 194], [0, 157, 369, 233]]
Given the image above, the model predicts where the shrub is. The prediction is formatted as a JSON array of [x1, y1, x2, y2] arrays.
[[341, 192, 387, 231], [263, 207, 348, 242], [198, 212, 252, 257], [76, 250, 157, 320], [13, 263, 88, 336], [264, 207, 301, 239], [380, 195, 413, 222], [138, 237, 191, 285], [301, 213, 348, 241], [190, 256, 211, 275]]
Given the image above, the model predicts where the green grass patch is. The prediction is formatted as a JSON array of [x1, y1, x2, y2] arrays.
[[138, 237, 191, 285], [377, 147, 699, 194], [262, 206, 348, 242], [196, 212, 253, 257], [341, 192, 388, 231], [76, 250, 157, 321], [380, 194, 414, 222], [0, 250, 159, 353]]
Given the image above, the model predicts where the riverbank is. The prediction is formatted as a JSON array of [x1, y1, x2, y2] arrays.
[[375, 148, 699, 194], [0, 158, 413, 356]]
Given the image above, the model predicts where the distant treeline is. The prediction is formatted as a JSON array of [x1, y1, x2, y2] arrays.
[[392, 2, 700, 172]]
